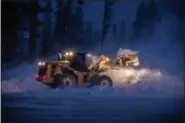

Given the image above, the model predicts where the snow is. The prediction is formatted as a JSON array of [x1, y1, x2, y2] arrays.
[[2, 1, 184, 122], [117, 48, 139, 57], [2, 88, 184, 122]]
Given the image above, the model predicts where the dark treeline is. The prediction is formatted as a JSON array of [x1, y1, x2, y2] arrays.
[[1, 0, 182, 65], [2, 0, 88, 64]]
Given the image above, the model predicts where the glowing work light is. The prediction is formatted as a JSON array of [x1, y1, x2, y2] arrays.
[[64, 51, 74, 57], [38, 61, 45, 66]]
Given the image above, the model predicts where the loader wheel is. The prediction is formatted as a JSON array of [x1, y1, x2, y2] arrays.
[[97, 75, 113, 87], [61, 74, 77, 88]]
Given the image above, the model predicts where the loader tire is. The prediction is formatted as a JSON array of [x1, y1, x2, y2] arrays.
[[97, 75, 113, 87], [61, 73, 77, 88]]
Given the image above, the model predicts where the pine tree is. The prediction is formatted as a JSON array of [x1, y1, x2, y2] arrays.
[[63, 0, 73, 46], [132, 0, 159, 39], [2, 1, 20, 63], [85, 22, 93, 45], [101, 0, 114, 47], [119, 20, 126, 41], [42, 0, 58, 54], [50, 0, 58, 44], [132, 0, 147, 39], [73, 1, 85, 45], [93, 30, 101, 46], [147, 0, 158, 21], [38, 0, 53, 56], [67, 11, 77, 45], [145, 0, 159, 36], [55, 0, 73, 46], [17, 7, 31, 58], [55, 1, 64, 41], [29, 0, 38, 57], [112, 24, 117, 35], [77, 0, 85, 5]]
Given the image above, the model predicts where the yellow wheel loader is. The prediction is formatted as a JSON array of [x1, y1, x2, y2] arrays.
[[35, 53, 114, 88]]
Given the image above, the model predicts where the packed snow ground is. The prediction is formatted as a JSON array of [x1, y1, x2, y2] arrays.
[[2, 89, 184, 123]]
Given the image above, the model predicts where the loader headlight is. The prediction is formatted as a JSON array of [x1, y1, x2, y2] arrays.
[[69, 52, 73, 56], [38, 61, 45, 66], [65, 52, 69, 56], [64, 51, 74, 57]]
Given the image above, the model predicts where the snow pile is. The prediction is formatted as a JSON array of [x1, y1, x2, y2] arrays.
[[100, 68, 162, 85], [117, 48, 139, 57]]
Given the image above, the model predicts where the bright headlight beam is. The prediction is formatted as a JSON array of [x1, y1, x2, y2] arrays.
[[65, 52, 69, 56], [42, 62, 45, 66], [125, 70, 133, 76], [38, 62, 42, 66], [69, 52, 73, 56], [38, 61, 45, 66]]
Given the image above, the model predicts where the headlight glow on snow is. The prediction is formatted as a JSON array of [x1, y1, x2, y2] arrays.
[[99, 68, 163, 86], [87, 53, 92, 57], [133, 62, 140, 66], [125, 69, 135, 76]]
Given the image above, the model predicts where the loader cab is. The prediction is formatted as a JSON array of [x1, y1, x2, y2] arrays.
[[56, 52, 89, 72], [70, 53, 89, 72]]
